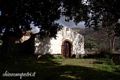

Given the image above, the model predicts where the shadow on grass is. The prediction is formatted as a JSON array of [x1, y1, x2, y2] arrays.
[[0, 56, 120, 80]]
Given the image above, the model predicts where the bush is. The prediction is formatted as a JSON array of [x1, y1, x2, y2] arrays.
[[37, 53, 55, 60], [98, 50, 112, 58], [112, 54, 120, 65], [84, 50, 112, 59]]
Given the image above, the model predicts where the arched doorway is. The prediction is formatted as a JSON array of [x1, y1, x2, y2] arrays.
[[61, 40, 72, 58]]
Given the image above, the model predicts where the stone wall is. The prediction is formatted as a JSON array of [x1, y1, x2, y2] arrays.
[[35, 27, 85, 57]]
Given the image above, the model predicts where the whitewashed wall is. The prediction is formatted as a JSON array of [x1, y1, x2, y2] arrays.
[[35, 27, 85, 56]]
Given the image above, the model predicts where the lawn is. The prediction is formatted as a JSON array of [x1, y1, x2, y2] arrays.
[[0, 55, 120, 80]]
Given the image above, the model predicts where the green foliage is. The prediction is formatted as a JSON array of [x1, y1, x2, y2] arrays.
[[112, 55, 120, 65], [0, 0, 62, 38], [0, 0, 120, 37], [0, 0, 88, 38], [0, 0, 89, 56], [37, 54, 55, 60], [61, 0, 88, 23], [98, 50, 112, 59], [86, 0, 120, 36], [85, 38, 98, 50]]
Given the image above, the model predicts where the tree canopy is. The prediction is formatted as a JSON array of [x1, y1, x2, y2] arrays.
[[0, 0, 120, 37], [0, 0, 120, 52], [85, 0, 120, 52], [0, 0, 88, 39], [86, 0, 120, 32], [0, 0, 61, 38]]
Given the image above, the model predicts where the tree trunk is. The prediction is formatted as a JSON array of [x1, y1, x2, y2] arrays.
[[0, 36, 18, 64], [109, 39, 112, 53], [112, 36, 116, 52], [1, 37, 16, 56], [20, 34, 35, 55], [109, 36, 116, 53]]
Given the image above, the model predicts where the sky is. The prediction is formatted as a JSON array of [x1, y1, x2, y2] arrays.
[[56, 16, 85, 28], [30, 16, 85, 34]]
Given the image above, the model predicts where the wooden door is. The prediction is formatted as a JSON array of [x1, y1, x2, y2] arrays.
[[62, 41, 72, 58]]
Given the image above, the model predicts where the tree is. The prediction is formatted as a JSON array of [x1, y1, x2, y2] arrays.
[[0, 0, 62, 37], [0, 0, 87, 56], [85, 0, 120, 52], [0, 0, 88, 37]]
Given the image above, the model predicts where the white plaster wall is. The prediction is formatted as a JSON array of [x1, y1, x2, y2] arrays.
[[49, 33, 62, 54], [49, 27, 85, 55], [34, 27, 85, 55]]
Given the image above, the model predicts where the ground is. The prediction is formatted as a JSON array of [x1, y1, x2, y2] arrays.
[[0, 55, 120, 80]]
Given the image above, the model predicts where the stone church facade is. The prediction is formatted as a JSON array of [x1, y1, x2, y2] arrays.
[[35, 27, 85, 58]]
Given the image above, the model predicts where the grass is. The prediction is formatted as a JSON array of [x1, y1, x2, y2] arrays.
[[0, 55, 120, 80]]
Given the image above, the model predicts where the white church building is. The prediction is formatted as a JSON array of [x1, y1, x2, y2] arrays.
[[34, 27, 85, 58]]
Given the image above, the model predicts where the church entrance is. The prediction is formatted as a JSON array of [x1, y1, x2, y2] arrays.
[[62, 40, 72, 58]]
